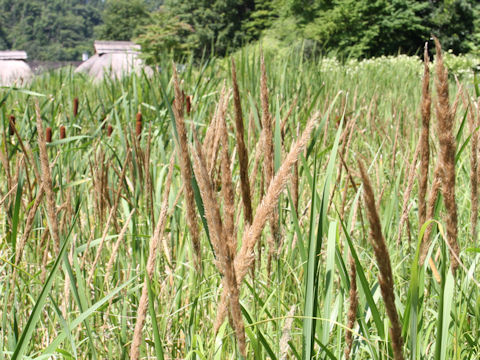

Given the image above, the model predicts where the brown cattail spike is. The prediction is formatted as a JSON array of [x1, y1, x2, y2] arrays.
[[46, 127, 52, 143], [60, 126, 66, 139], [9, 115, 15, 136], [186, 95, 192, 115], [73, 97, 79, 117], [107, 124, 113, 137], [136, 112, 142, 138]]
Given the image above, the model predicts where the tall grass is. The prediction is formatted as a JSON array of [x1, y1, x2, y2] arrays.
[[1, 44, 480, 359]]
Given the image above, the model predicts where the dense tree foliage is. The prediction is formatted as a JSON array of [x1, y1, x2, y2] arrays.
[[0, 0, 478, 61], [95, 0, 149, 41], [0, 0, 103, 60]]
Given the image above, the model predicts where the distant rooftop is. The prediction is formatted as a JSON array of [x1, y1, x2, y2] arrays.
[[0, 51, 28, 61], [94, 41, 141, 55]]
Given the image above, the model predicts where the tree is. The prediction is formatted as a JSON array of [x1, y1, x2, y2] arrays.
[[164, 0, 255, 57], [95, 0, 150, 41], [135, 8, 196, 63], [0, 0, 103, 60]]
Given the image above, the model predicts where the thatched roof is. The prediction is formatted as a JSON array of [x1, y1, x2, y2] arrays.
[[0, 51, 33, 86], [75, 41, 152, 82], [94, 41, 141, 55], [0, 50, 27, 60]]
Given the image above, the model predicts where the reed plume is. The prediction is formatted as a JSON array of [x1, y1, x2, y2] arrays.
[[35, 102, 60, 254], [344, 254, 358, 360], [231, 57, 253, 224], [191, 132, 247, 357], [419, 42, 431, 227], [358, 161, 404, 360], [433, 36, 460, 274], [461, 88, 478, 241], [172, 62, 202, 270], [215, 111, 319, 331], [260, 51, 280, 271]]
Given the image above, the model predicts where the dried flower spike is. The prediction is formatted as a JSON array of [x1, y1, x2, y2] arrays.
[[136, 112, 142, 138], [9, 115, 15, 136], [60, 125, 66, 139], [46, 127, 52, 143]]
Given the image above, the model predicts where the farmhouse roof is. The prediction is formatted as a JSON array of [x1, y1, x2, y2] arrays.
[[0, 50, 28, 61], [94, 41, 141, 55]]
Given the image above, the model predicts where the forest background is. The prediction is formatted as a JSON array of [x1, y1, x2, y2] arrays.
[[0, 0, 480, 62]]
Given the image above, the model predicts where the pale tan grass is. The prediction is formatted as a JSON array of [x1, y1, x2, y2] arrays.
[[130, 156, 175, 360], [104, 208, 135, 290], [87, 151, 130, 286]]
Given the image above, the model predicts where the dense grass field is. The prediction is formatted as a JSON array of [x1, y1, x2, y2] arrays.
[[1, 42, 480, 359]]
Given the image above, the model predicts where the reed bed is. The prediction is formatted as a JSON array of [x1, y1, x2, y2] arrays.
[[1, 42, 480, 359]]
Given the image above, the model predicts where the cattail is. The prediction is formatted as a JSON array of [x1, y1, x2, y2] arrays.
[[358, 161, 404, 360], [186, 95, 192, 115], [136, 112, 142, 138], [231, 57, 253, 224], [60, 125, 66, 139], [9, 115, 15, 136], [46, 127, 52, 143], [107, 124, 113, 137], [433, 36, 460, 274], [172, 62, 202, 270], [419, 42, 431, 227]]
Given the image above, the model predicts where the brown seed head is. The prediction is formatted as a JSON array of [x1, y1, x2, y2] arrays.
[[9, 115, 15, 136], [136, 112, 142, 138], [107, 124, 113, 137], [186, 95, 192, 115], [60, 126, 66, 139], [73, 97, 79, 117], [46, 127, 52, 143]]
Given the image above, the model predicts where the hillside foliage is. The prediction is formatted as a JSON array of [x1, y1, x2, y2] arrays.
[[0, 0, 479, 61]]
